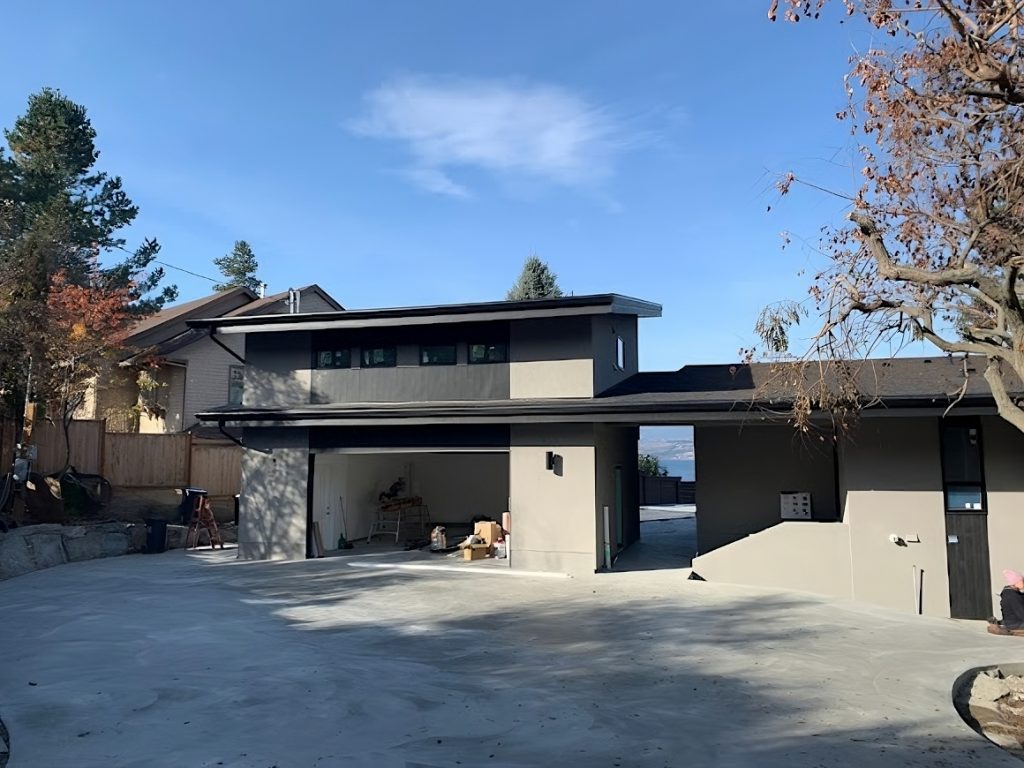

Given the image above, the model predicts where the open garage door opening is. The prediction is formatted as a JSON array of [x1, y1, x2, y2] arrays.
[[309, 450, 510, 559]]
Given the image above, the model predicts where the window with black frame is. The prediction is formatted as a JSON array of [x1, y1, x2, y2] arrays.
[[468, 342, 507, 364], [941, 419, 986, 512], [421, 344, 457, 366], [315, 349, 351, 369], [361, 346, 397, 368]]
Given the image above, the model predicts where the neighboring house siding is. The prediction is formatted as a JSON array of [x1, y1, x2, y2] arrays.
[[174, 335, 245, 428]]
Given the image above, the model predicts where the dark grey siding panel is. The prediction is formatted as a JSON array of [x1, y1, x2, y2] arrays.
[[244, 331, 312, 405], [310, 425, 510, 450], [311, 362, 509, 403], [510, 316, 591, 362]]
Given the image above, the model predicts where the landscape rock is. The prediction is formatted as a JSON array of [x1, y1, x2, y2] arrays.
[[0, 535, 36, 579], [25, 533, 67, 571], [60, 523, 131, 562], [166, 525, 188, 549], [971, 673, 1010, 703], [128, 523, 147, 552]]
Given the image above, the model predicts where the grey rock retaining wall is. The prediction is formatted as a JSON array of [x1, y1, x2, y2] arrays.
[[0, 522, 237, 580]]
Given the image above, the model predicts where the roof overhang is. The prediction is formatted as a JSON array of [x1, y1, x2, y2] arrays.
[[197, 394, 1001, 429], [187, 294, 662, 335]]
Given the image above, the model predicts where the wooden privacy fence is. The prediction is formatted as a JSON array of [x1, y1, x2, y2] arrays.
[[104, 433, 191, 487], [639, 474, 696, 506], [34, 420, 105, 475], [23, 420, 242, 494]]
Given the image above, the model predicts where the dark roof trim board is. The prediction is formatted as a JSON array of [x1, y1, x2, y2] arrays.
[[187, 294, 662, 335], [196, 356, 1017, 427]]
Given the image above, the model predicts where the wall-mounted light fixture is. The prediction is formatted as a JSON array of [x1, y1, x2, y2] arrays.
[[545, 451, 556, 470]]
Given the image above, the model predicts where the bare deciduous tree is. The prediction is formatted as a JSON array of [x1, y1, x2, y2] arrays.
[[759, 1, 1024, 433]]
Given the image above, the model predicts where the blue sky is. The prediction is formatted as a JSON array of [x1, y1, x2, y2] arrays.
[[0, 1, 879, 371]]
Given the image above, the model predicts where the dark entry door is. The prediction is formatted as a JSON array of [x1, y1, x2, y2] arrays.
[[945, 512, 991, 619], [941, 419, 992, 620]]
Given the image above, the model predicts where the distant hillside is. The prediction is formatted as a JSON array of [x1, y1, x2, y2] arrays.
[[638, 437, 694, 462]]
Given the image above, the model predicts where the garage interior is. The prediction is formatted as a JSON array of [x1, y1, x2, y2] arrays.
[[310, 450, 510, 554]]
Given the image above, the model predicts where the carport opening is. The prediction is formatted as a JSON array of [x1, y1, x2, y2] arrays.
[[309, 450, 510, 557], [614, 425, 696, 572]]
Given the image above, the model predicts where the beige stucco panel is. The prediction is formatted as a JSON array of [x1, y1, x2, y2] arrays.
[[238, 430, 309, 560], [981, 416, 1024, 616], [692, 522, 854, 601], [509, 424, 597, 575], [840, 418, 950, 618], [695, 424, 838, 553], [509, 360, 594, 399]]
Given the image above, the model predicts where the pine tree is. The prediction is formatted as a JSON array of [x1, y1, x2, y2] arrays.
[[213, 240, 261, 293], [506, 255, 564, 301], [0, 88, 176, 428]]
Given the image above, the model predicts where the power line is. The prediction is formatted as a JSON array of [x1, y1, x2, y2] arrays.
[[111, 243, 220, 284], [153, 259, 219, 284]]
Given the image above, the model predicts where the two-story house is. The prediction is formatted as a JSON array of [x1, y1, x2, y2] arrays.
[[193, 293, 1024, 623], [192, 294, 659, 574]]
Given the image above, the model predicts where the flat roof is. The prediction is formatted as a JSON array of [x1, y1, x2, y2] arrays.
[[187, 293, 662, 335]]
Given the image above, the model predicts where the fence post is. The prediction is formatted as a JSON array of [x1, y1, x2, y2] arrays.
[[186, 431, 193, 486]]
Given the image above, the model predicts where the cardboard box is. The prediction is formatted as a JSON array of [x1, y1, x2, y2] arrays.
[[463, 543, 490, 561], [473, 521, 503, 546]]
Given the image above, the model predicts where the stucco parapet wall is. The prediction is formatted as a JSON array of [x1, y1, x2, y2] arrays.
[[0, 522, 238, 580]]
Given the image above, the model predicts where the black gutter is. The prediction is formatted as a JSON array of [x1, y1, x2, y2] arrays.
[[207, 328, 246, 364], [198, 393, 1003, 425]]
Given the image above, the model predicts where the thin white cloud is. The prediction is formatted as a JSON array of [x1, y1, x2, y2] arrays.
[[350, 75, 622, 197]]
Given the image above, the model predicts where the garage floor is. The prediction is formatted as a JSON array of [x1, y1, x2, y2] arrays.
[[0, 548, 1017, 767]]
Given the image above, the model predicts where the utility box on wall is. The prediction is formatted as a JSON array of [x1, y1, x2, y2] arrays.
[[780, 492, 812, 520]]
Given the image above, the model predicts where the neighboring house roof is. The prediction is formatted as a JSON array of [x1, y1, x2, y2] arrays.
[[198, 355, 1018, 427], [222, 284, 344, 317], [124, 284, 342, 361], [187, 294, 663, 334], [128, 287, 256, 344]]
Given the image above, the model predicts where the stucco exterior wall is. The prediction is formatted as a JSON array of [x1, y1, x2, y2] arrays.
[[839, 418, 950, 617], [509, 318, 593, 399], [695, 424, 837, 553], [238, 428, 309, 560], [509, 424, 597, 574], [692, 522, 854, 600], [244, 331, 312, 407], [980, 415, 1024, 615], [593, 424, 640, 556], [591, 314, 638, 395]]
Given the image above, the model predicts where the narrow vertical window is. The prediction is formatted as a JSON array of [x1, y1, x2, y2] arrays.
[[228, 365, 244, 406], [941, 419, 985, 511], [615, 336, 625, 371]]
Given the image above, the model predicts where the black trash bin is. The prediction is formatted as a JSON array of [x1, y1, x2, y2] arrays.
[[144, 518, 167, 554], [179, 487, 208, 524]]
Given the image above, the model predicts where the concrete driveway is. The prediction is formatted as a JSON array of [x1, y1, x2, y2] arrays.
[[1, 549, 1022, 768]]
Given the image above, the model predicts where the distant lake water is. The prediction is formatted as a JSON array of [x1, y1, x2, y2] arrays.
[[661, 459, 695, 481]]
